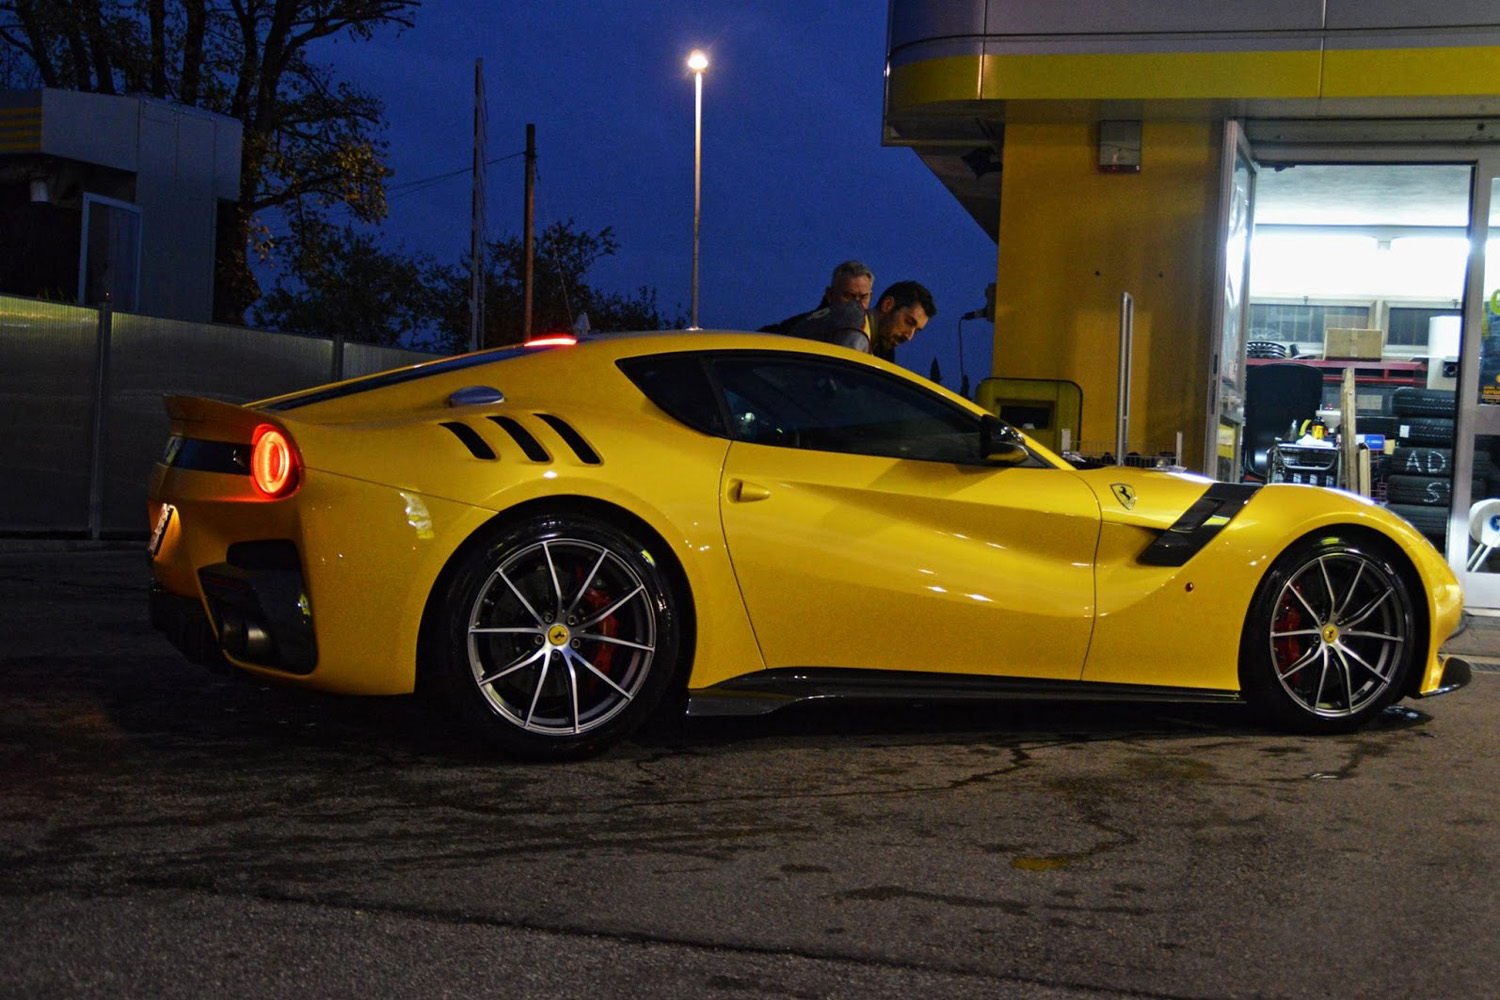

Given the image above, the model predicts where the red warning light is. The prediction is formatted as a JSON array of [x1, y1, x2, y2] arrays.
[[522, 334, 578, 348]]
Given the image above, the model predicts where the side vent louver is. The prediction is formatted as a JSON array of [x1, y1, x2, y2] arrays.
[[488, 416, 550, 462], [536, 414, 602, 465], [440, 421, 497, 460]]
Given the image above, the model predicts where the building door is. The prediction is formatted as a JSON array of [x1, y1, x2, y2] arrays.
[[78, 195, 141, 312], [1237, 132, 1500, 606], [1453, 160, 1500, 606]]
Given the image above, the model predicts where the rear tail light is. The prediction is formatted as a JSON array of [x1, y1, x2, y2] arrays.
[[250, 425, 300, 497]]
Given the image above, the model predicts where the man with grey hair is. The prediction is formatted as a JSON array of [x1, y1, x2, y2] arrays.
[[787, 279, 936, 362], [757, 260, 873, 335]]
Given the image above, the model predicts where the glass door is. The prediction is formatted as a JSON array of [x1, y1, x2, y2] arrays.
[[1454, 161, 1500, 606]]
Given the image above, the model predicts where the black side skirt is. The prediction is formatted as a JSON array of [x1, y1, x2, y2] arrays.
[[686, 667, 1242, 718]]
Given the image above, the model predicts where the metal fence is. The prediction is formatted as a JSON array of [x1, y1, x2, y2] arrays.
[[1073, 440, 1184, 469], [0, 293, 439, 537]]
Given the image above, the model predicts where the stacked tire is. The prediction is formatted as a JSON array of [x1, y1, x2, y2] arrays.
[[1382, 387, 1497, 544]]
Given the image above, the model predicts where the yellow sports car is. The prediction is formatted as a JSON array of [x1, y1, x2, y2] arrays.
[[147, 332, 1471, 759]]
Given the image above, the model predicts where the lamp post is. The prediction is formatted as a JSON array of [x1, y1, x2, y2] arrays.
[[688, 49, 708, 329]]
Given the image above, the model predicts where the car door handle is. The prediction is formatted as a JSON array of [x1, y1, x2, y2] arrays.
[[728, 479, 771, 503]]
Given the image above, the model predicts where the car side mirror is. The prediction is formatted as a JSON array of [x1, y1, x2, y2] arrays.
[[980, 414, 1029, 466]]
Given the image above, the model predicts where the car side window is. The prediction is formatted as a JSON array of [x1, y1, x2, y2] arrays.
[[710, 355, 985, 464], [616, 355, 727, 436]]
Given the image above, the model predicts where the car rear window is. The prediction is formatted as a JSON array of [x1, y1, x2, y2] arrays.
[[616, 354, 727, 437]]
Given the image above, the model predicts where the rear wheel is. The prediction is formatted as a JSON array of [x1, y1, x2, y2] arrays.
[[431, 513, 683, 760], [1239, 535, 1416, 733]]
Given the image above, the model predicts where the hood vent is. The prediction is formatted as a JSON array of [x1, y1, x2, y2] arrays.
[[535, 413, 601, 465]]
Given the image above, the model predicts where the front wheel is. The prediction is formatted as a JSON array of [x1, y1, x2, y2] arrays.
[[430, 513, 683, 760], [1239, 535, 1417, 733]]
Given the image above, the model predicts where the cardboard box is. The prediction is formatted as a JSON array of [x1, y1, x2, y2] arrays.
[[1323, 328, 1384, 360]]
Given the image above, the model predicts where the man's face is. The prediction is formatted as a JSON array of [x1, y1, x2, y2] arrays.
[[825, 274, 872, 310], [873, 299, 929, 352]]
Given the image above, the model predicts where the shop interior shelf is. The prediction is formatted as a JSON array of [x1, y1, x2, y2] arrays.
[[1245, 357, 1427, 387]]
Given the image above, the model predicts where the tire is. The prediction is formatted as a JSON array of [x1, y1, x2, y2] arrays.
[[1239, 535, 1417, 733], [1398, 417, 1454, 445], [1385, 474, 1451, 506], [1386, 447, 1493, 481], [1391, 387, 1455, 418], [1383, 503, 1447, 541], [429, 512, 683, 760], [1389, 447, 1452, 477]]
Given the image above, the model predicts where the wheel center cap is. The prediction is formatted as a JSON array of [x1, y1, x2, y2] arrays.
[[1321, 623, 1340, 644], [547, 624, 571, 646]]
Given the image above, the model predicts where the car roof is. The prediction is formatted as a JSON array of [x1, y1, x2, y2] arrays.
[[255, 329, 949, 414]]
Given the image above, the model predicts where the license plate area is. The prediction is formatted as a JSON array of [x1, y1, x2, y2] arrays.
[[149, 503, 175, 556]]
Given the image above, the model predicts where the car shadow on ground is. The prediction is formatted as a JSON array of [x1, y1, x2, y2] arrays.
[[0, 551, 1444, 766], [631, 695, 1433, 753], [57, 652, 1435, 765]]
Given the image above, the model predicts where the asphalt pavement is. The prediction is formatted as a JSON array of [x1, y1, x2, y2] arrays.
[[2, 545, 1499, 1000]]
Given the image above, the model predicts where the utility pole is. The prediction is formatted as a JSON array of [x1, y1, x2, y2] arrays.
[[468, 58, 487, 352], [522, 123, 536, 342]]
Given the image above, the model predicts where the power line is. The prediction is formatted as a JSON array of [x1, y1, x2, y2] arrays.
[[387, 150, 525, 199], [256, 147, 538, 249]]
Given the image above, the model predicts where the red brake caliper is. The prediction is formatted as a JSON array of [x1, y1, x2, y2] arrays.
[[575, 568, 617, 687], [1274, 587, 1305, 685]]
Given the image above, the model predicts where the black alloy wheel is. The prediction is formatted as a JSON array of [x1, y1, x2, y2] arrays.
[[1239, 535, 1416, 733], [431, 513, 683, 760]]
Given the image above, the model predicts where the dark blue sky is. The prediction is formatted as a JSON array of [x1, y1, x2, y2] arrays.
[[320, 1, 998, 388]]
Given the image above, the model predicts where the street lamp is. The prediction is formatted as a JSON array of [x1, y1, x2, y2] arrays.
[[687, 49, 708, 329]]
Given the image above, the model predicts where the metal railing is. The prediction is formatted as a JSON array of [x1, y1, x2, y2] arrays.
[[0, 294, 440, 537], [1073, 441, 1183, 469]]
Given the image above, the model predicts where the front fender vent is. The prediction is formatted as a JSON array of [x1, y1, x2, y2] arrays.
[[1138, 483, 1260, 566], [440, 421, 497, 460], [489, 415, 550, 462], [535, 413, 601, 465]]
